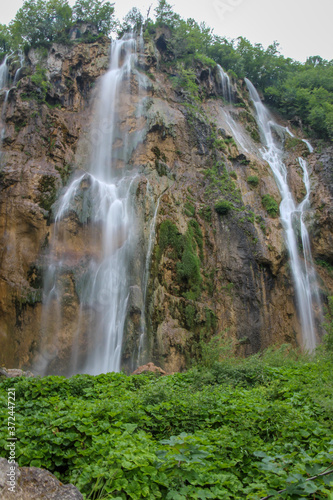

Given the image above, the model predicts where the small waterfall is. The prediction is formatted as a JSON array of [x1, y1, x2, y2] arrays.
[[0, 52, 24, 158], [0, 55, 10, 161], [216, 65, 233, 103], [13, 50, 24, 84], [36, 34, 150, 375], [216, 64, 250, 152], [137, 188, 161, 365], [245, 78, 321, 351], [0, 55, 9, 89]]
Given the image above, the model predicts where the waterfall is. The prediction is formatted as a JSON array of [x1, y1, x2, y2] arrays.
[[216, 65, 233, 103], [35, 34, 149, 375], [245, 78, 321, 351], [13, 50, 24, 84], [137, 188, 161, 365], [0, 55, 9, 89], [0, 55, 10, 161], [216, 64, 250, 152], [0, 52, 25, 158]]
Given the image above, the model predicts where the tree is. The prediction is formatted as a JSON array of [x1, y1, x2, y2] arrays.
[[9, 0, 72, 47], [72, 0, 116, 35], [0, 24, 11, 53], [154, 0, 180, 29], [121, 7, 144, 33]]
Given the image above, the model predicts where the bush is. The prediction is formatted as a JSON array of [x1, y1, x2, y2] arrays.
[[247, 175, 259, 187], [214, 199, 233, 215], [262, 194, 279, 217]]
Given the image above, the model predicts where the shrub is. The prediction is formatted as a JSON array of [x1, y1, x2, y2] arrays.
[[214, 200, 233, 215], [262, 194, 279, 217], [247, 175, 259, 187]]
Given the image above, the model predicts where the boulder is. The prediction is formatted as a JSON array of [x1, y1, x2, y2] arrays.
[[0, 368, 34, 378], [0, 458, 83, 499], [132, 362, 166, 376]]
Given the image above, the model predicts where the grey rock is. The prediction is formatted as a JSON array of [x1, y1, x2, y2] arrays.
[[0, 458, 83, 499]]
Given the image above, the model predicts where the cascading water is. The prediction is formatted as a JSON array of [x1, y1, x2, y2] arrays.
[[0, 55, 10, 160], [216, 65, 251, 152], [0, 55, 9, 89], [0, 52, 25, 157], [137, 187, 161, 365], [245, 78, 321, 351], [36, 35, 150, 375], [216, 65, 232, 103]]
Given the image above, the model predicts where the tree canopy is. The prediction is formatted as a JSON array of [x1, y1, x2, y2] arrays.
[[2, 0, 115, 51]]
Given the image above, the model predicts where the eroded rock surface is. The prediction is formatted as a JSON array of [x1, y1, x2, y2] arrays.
[[0, 34, 332, 374]]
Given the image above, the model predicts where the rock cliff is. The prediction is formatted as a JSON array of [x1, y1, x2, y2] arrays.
[[0, 33, 332, 374]]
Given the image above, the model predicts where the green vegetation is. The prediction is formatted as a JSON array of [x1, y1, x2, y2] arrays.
[[215, 200, 233, 215], [323, 296, 333, 353], [198, 206, 212, 222], [262, 194, 279, 218], [205, 163, 242, 207], [1, 346, 333, 499], [247, 175, 259, 187], [316, 259, 333, 273], [157, 219, 203, 300], [30, 64, 49, 101], [1, 0, 116, 50]]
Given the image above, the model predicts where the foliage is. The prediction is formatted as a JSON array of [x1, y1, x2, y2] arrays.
[[4, 0, 115, 50], [247, 175, 259, 187], [72, 0, 115, 35], [262, 194, 279, 217], [9, 0, 73, 47], [323, 296, 333, 353], [1, 348, 333, 499], [214, 199, 233, 215], [30, 64, 49, 100], [120, 7, 144, 34], [157, 220, 203, 300], [0, 24, 11, 53]]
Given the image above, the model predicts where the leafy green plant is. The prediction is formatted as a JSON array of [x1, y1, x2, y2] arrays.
[[1, 348, 333, 499], [214, 199, 233, 215], [247, 175, 259, 187], [262, 194, 279, 217]]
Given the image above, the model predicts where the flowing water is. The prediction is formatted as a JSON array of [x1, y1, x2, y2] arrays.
[[137, 188, 161, 365], [245, 78, 321, 351], [216, 65, 251, 152], [0, 55, 9, 89], [36, 35, 150, 375], [0, 55, 10, 160]]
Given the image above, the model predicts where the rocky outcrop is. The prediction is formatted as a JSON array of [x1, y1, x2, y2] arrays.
[[0, 458, 83, 499], [0, 368, 34, 377], [0, 33, 332, 374]]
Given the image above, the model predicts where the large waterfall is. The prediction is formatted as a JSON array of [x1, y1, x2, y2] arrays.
[[245, 78, 322, 351], [35, 35, 149, 375]]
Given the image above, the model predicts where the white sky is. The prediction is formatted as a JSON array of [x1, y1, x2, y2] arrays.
[[1, 0, 332, 62]]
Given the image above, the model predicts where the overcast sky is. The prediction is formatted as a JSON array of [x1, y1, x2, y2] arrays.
[[1, 0, 332, 62]]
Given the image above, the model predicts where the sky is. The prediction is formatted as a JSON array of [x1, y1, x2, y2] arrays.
[[1, 0, 333, 63]]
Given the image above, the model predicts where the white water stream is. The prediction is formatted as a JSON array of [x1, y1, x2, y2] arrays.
[[245, 78, 321, 351], [37, 35, 152, 375], [216, 65, 251, 152]]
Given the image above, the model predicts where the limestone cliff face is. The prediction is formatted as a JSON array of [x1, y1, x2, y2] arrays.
[[0, 34, 332, 373]]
